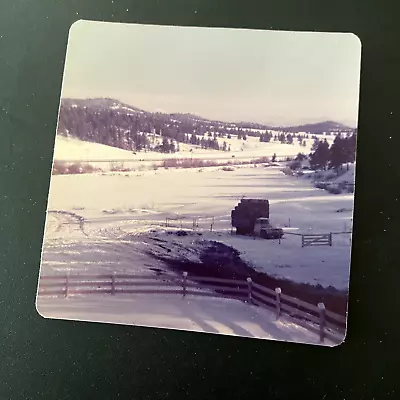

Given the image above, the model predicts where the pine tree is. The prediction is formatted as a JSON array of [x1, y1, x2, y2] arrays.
[[310, 139, 330, 170], [297, 135, 303, 144], [346, 132, 357, 162], [213, 138, 219, 150], [311, 138, 319, 152], [161, 137, 169, 153], [329, 134, 347, 172], [320, 139, 330, 169]]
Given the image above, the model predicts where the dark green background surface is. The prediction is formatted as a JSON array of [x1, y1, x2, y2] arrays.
[[1, 0, 399, 398]]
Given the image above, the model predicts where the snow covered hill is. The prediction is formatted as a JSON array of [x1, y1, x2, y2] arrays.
[[62, 98, 145, 114], [52, 134, 329, 173], [56, 98, 348, 168], [61, 98, 355, 134], [53, 135, 139, 161], [279, 120, 354, 135]]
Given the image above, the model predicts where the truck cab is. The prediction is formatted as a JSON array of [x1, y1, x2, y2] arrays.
[[253, 217, 283, 239]]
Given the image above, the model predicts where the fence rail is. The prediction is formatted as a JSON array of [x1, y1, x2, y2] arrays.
[[38, 272, 346, 344], [301, 233, 332, 247], [165, 216, 216, 231], [252, 229, 351, 247]]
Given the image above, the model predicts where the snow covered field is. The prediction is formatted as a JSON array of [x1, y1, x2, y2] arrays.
[[36, 294, 336, 346], [42, 165, 353, 289], [38, 136, 353, 343]]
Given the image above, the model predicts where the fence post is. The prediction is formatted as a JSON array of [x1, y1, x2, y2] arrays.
[[166, 217, 168, 228], [318, 302, 326, 343], [65, 272, 69, 298], [288, 218, 291, 227], [329, 233, 333, 246], [275, 287, 282, 319], [182, 272, 188, 297], [246, 277, 252, 304], [301, 235, 305, 247], [111, 273, 115, 295]]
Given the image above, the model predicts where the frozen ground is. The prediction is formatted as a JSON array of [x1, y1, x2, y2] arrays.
[[36, 292, 336, 346], [42, 165, 353, 289]]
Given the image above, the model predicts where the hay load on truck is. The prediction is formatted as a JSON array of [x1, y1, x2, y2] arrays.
[[231, 199, 284, 239]]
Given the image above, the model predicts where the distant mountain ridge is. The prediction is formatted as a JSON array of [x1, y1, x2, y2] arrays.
[[62, 98, 145, 113], [274, 121, 354, 135], [61, 98, 355, 135]]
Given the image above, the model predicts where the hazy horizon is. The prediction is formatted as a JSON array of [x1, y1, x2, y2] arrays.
[[62, 21, 362, 127]]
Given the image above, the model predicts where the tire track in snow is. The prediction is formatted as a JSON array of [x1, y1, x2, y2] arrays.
[[47, 210, 88, 237]]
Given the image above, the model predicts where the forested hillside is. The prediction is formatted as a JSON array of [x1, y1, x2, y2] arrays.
[[57, 98, 355, 154]]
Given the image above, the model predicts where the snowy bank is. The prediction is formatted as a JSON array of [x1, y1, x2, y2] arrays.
[[36, 293, 337, 346]]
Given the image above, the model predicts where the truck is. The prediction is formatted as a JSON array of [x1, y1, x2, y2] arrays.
[[231, 199, 284, 239]]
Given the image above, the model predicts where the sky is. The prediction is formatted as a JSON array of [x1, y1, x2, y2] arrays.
[[62, 20, 362, 127]]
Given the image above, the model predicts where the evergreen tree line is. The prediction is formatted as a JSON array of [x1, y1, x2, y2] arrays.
[[58, 105, 250, 152], [153, 137, 179, 153], [58, 105, 154, 151], [260, 131, 308, 146], [309, 133, 357, 170], [57, 103, 355, 156]]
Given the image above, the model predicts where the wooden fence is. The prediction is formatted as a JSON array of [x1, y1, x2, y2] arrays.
[[277, 231, 351, 247], [301, 233, 332, 247], [166, 216, 215, 231], [38, 272, 346, 344], [165, 217, 184, 229]]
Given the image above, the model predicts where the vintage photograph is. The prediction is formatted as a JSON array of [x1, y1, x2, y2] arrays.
[[36, 20, 361, 346]]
